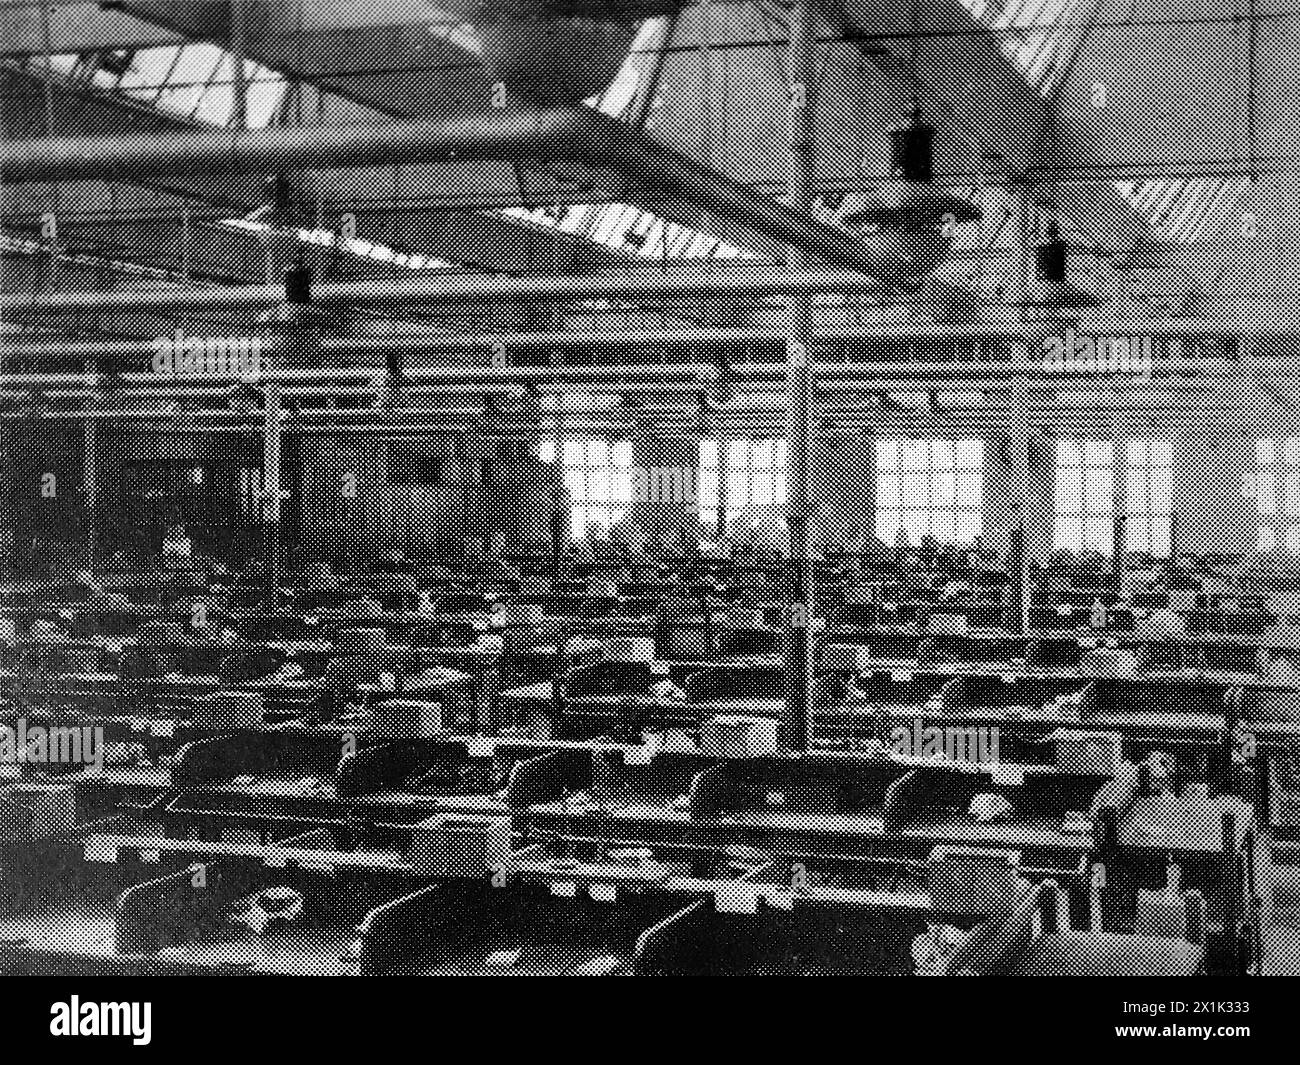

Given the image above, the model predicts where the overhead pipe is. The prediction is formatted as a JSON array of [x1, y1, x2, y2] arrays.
[[33, 381, 700, 403], [699, 401, 1261, 418], [3, 318, 1285, 362], [288, 425, 473, 435], [6, 262, 1300, 344], [192, 406, 487, 420], [24, 422, 478, 435], [0, 357, 1244, 390], [0, 361, 710, 386], [687, 401, 1263, 419], [3, 405, 1273, 430], [0, 369, 370, 386], [401, 363, 713, 383], [730, 358, 1239, 381], [26, 375, 1234, 400], [0, 339, 202, 360], [10, 332, 732, 362], [43, 386, 229, 399], [0, 269, 887, 319], [712, 418, 1265, 436], [813, 379, 1225, 394], [0, 107, 928, 278], [14, 394, 1251, 421], [0, 407, 179, 420]]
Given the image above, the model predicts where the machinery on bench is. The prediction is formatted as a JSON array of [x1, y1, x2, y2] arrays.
[[0, 562, 1276, 975]]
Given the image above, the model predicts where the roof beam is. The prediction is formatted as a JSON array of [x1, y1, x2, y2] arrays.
[[0, 59, 638, 278], [104, 1, 487, 116], [0, 2, 183, 57]]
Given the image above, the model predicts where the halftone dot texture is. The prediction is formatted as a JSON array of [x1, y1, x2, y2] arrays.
[[0, 0, 1297, 976]]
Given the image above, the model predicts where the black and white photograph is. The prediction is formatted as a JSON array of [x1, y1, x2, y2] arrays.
[[0, 0, 1291, 1014]]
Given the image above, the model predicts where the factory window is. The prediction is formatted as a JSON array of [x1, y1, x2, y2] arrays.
[[552, 438, 633, 540], [698, 440, 720, 529], [1054, 440, 1115, 554], [1256, 438, 1300, 551], [699, 440, 787, 531], [1124, 440, 1173, 557], [875, 440, 983, 546]]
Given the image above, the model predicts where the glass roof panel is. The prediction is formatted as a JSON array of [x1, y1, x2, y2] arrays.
[[958, 0, 1241, 243], [549, 16, 754, 261], [164, 43, 224, 87], [20, 40, 285, 129]]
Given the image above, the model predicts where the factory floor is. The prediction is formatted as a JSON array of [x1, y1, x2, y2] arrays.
[[1256, 834, 1300, 974]]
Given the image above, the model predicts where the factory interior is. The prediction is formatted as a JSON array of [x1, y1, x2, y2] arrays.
[[1, 0, 1298, 980]]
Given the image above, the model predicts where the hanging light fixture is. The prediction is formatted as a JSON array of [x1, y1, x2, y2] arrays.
[[1021, 220, 1102, 310], [254, 173, 335, 341], [257, 254, 334, 329], [256, 254, 335, 380], [838, 2, 981, 277], [841, 104, 982, 232]]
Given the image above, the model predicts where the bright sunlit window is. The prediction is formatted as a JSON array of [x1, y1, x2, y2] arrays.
[[876, 440, 983, 546], [1124, 439, 1173, 557], [545, 438, 634, 540], [1257, 439, 1300, 552], [1054, 440, 1115, 554], [699, 440, 787, 532], [30, 44, 286, 128]]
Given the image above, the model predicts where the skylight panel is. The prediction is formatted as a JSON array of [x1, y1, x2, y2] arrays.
[[165, 43, 224, 88], [1114, 178, 1247, 243], [116, 47, 178, 101], [957, 0, 1242, 243], [19, 40, 285, 128], [221, 219, 457, 271]]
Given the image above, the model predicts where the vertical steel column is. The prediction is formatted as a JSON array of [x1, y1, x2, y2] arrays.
[[550, 391, 567, 584], [230, 0, 249, 130], [263, 373, 282, 607], [39, 0, 60, 289], [1006, 424, 1032, 634], [83, 362, 98, 570], [1012, 184, 1035, 634], [783, 0, 816, 752], [1108, 393, 1124, 589], [701, 0, 726, 548], [1114, 508, 1127, 589]]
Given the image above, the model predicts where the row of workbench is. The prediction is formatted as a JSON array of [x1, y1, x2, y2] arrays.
[[0, 563, 1294, 974], [0, 726, 1259, 974]]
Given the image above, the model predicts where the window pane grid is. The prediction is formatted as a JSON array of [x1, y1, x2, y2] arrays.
[[876, 439, 983, 546], [1123, 438, 1173, 558], [1054, 439, 1115, 554], [700, 439, 787, 531], [544, 436, 632, 539], [1258, 438, 1300, 551]]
